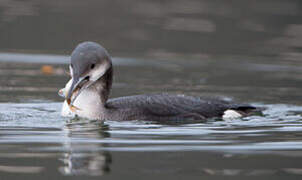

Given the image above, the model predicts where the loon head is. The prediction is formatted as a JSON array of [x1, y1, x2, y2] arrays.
[[66, 41, 113, 109]]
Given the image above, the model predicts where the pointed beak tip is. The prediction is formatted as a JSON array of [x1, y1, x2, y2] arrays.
[[66, 77, 79, 102]]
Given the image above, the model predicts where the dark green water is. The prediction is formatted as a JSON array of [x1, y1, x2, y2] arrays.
[[1, 0, 302, 179]]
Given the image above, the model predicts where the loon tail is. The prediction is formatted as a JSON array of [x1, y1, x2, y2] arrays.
[[223, 104, 263, 120]]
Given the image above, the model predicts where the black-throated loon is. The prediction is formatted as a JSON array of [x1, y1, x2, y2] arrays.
[[59, 41, 256, 122]]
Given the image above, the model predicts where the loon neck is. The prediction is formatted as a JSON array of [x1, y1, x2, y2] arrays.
[[94, 65, 113, 104], [71, 89, 104, 119]]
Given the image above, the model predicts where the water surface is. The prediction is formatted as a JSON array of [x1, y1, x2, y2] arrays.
[[1, 55, 302, 180]]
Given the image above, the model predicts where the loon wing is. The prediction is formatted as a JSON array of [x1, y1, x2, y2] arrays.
[[106, 93, 256, 121]]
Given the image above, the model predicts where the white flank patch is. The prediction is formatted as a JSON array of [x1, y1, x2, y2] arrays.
[[222, 110, 242, 120]]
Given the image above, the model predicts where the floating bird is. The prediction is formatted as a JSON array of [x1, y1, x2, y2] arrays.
[[59, 41, 257, 122]]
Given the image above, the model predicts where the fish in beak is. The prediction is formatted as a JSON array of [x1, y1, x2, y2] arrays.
[[65, 76, 93, 112], [58, 78, 85, 112]]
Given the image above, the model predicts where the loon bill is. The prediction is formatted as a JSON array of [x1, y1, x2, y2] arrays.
[[59, 41, 258, 121]]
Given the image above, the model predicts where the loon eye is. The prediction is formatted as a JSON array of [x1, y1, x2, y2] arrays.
[[85, 76, 90, 81], [91, 64, 95, 69]]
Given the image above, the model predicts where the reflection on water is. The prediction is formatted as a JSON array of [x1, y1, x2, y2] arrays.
[[59, 120, 111, 176]]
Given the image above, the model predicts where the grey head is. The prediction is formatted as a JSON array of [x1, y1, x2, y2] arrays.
[[66, 41, 113, 104]]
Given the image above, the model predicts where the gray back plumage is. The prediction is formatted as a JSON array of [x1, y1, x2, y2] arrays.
[[105, 93, 255, 122]]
